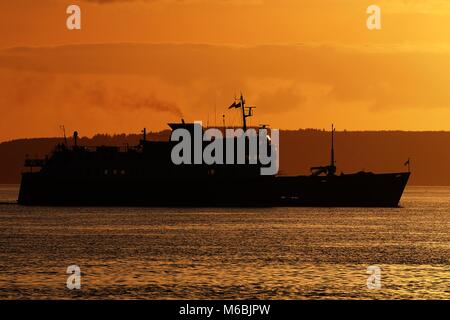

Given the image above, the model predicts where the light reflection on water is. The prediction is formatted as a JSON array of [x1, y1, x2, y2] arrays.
[[0, 185, 448, 299]]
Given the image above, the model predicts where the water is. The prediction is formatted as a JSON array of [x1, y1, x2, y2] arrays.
[[0, 185, 448, 299]]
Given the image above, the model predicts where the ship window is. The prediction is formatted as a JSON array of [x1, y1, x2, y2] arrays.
[[113, 169, 118, 175], [104, 169, 108, 175], [120, 170, 126, 175]]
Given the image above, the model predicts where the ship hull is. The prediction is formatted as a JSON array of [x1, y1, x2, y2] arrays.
[[275, 172, 410, 207], [18, 172, 410, 207]]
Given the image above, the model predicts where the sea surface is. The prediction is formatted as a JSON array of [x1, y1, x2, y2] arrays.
[[0, 185, 448, 300]]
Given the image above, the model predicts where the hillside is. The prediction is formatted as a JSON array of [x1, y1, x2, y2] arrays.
[[1, 130, 449, 185]]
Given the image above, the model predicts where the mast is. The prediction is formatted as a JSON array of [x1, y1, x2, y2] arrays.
[[329, 124, 336, 175], [238, 94, 255, 131], [229, 93, 255, 131], [240, 94, 247, 131], [309, 124, 337, 176], [331, 124, 335, 167]]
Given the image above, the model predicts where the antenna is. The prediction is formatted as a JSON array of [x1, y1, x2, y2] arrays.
[[331, 124, 335, 167], [60, 125, 67, 146], [214, 94, 217, 127]]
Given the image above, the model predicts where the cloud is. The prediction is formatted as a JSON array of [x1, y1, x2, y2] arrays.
[[74, 0, 450, 13], [0, 70, 183, 140], [1, 42, 449, 111], [1, 42, 450, 140], [381, 0, 450, 14], [84, 81, 183, 116], [80, 0, 155, 3], [78, 0, 262, 4]]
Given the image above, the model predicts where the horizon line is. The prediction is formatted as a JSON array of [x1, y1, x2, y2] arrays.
[[3, 128, 450, 144]]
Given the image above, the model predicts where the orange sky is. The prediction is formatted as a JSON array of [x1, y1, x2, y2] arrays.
[[1, 0, 450, 141]]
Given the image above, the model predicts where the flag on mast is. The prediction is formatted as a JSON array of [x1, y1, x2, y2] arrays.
[[229, 93, 245, 109], [229, 101, 242, 109], [404, 158, 411, 172]]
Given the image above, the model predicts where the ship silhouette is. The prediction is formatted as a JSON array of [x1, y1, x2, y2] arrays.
[[18, 95, 410, 207]]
